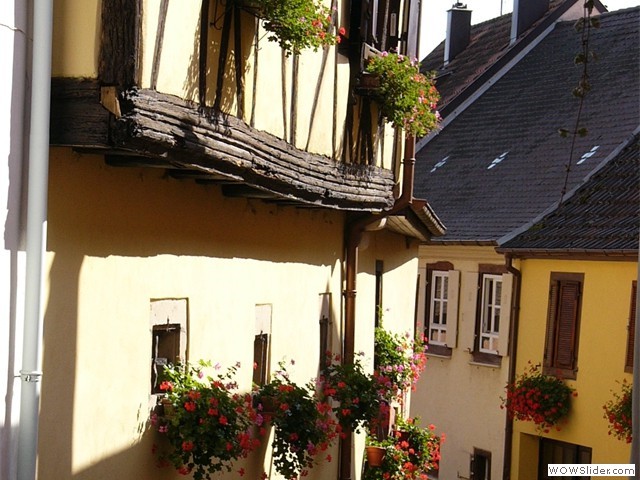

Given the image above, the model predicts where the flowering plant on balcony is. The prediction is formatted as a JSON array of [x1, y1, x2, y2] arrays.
[[364, 417, 441, 480], [254, 360, 338, 479], [151, 360, 260, 480], [603, 380, 632, 443], [501, 362, 576, 433], [365, 51, 441, 137], [374, 325, 428, 402], [255, 0, 344, 56], [319, 351, 382, 434]]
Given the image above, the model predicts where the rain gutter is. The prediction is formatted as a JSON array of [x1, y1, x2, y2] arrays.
[[339, 136, 418, 480], [502, 254, 521, 480], [17, 0, 53, 478]]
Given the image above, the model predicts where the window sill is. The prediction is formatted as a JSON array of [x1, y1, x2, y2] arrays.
[[468, 361, 501, 369], [469, 350, 503, 367], [427, 352, 453, 359], [427, 344, 452, 357]]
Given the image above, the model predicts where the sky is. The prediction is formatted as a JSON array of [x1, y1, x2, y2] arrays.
[[419, 0, 640, 58]]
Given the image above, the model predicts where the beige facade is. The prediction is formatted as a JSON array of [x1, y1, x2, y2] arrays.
[[29, 0, 436, 477], [411, 245, 513, 480], [36, 148, 420, 479]]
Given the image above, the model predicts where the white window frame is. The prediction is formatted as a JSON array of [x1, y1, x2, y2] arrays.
[[428, 270, 449, 345], [479, 274, 502, 354]]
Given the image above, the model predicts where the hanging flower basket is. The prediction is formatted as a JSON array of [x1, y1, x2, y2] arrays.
[[603, 380, 632, 443], [242, 0, 344, 56], [364, 52, 441, 137], [501, 362, 576, 433], [151, 361, 261, 479]]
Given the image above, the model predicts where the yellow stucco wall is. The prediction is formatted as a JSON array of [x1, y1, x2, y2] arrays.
[[50, 0, 402, 171], [37, 147, 419, 480], [52, 0, 100, 77], [411, 245, 512, 480], [511, 258, 635, 479]]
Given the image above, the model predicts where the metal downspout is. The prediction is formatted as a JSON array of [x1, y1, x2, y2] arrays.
[[339, 136, 417, 480], [631, 233, 639, 478], [502, 254, 521, 480], [17, 0, 53, 478]]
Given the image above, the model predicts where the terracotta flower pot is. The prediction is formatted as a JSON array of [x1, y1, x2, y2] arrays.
[[365, 446, 386, 467]]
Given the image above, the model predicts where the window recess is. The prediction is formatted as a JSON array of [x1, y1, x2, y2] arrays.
[[150, 298, 188, 395], [424, 263, 459, 357], [471, 268, 512, 366]]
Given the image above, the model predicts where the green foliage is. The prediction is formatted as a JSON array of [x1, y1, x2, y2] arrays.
[[502, 362, 575, 433], [255, 0, 341, 56], [255, 360, 338, 479], [374, 326, 428, 401], [603, 380, 633, 443], [364, 417, 441, 480], [365, 52, 441, 137], [320, 352, 382, 433], [152, 361, 259, 479]]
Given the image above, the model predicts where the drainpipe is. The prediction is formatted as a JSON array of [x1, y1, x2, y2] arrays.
[[502, 254, 521, 480], [631, 233, 639, 477], [17, 1, 53, 479], [339, 136, 417, 480]]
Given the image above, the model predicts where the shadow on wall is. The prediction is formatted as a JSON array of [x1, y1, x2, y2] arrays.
[[34, 149, 348, 479]]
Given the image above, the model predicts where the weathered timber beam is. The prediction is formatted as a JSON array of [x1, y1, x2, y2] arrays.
[[50, 78, 110, 147], [113, 88, 396, 211]]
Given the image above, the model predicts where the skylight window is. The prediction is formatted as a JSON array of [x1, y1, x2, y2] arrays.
[[487, 151, 508, 169], [431, 156, 449, 173], [576, 146, 600, 165]]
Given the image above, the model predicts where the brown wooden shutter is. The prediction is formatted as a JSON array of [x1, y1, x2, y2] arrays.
[[543, 281, 559, 368], [404, 0, 420, 58], [554, 281, 580, 371], [626, 281, 637, 372], [253, 333, 269, 386]]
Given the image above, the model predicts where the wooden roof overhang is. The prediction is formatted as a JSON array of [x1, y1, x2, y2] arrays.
[[50, 78, 397, 212]]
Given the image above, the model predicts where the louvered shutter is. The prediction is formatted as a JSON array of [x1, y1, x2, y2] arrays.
[[554, 281, 580, 371], [416, 266, 427, 333], [625, 281, 637, 371], [404, 0, 420, 58], [554, 281, 581, 370], [446, 270, 460, 348], [543, 281, 559, 368], [496, 273, 513, 356]]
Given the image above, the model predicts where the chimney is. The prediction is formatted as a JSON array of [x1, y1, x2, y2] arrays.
[[444, 3, 472, 65], [510, 0, 550, 44]]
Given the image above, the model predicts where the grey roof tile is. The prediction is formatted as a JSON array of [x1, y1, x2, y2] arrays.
[[415, 7, 640, 244], [501, 136, 639, 251]]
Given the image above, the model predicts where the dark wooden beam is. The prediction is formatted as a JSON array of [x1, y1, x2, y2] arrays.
[[49, 78, 396, 212], [50, 78, 110, 147], [99, 0, 141, 87], [113, 88, 395, 211]]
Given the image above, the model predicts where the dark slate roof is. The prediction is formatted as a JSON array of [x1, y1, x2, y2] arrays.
[[421, 0, 568, 113], [414, 7, 640, 244], [499, 136, 639, 252]]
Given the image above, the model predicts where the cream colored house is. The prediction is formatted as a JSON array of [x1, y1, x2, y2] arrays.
[[3, 0, 446, 479], [410, 2, 636, 480]]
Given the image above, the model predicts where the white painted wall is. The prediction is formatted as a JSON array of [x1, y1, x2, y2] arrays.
[[0, 2, 28, 479]]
